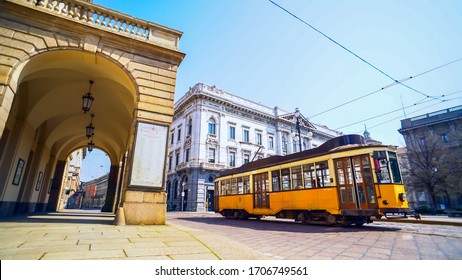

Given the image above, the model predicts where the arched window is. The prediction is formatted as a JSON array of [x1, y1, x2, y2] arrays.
[[208, 118, 216, 135], [282, 136, 287, 152]]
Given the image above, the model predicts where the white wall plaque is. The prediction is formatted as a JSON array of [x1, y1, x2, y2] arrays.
[[129, 122, 169, 189]]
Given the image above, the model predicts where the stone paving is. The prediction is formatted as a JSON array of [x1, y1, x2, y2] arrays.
[[1, 210, 461, 260], [0, 210, 267, 260], [167, 212, 462, 260]]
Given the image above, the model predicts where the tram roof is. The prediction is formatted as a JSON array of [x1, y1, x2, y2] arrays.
[[218, 134, 383, 177]]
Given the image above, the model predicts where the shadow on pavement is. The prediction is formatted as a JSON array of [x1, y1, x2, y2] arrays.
[[171, 215, 402, 234], [0, 211, 115, 225]]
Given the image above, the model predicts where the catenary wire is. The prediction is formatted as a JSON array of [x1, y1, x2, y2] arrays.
[[338, 90, 462, 131], [355, 95, 462, 133], [309, 57, 462, 119], [268, 0, 443, 101]]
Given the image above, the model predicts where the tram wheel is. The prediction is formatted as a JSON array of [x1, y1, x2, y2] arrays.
[[326, 214, 336, 225], [298, 212, 310, 225]]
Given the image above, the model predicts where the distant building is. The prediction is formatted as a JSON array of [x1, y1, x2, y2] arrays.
[[398, 105, 462, 210], [363, 125, 382, 145], [66, 173, 108, 209], [82, 174, 109, 209], [58, 149, 85, 210], [167, 83, 342, 212]]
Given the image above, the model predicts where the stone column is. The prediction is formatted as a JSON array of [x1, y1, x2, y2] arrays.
[[101, 165, 118, 213], [46, 160, 66, 211]]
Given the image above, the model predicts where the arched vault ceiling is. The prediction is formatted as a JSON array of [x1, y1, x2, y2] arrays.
[[15, 50, 137, 162]]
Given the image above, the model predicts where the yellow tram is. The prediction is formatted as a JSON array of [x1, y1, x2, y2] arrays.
[[214, 135, 411, 226]]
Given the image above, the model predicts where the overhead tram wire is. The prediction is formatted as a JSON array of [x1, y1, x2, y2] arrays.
[[333, 98, 435, 130], [337, 89, 462, 131], [355, 95, 462, 133], [308, 57, 462, 119], [268, 0, 445, 102]]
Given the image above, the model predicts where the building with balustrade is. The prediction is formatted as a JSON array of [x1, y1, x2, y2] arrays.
[[0, 0, 184, 224], [166, 83, 342, 212]]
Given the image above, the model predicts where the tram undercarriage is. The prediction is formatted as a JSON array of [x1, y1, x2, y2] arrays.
[[220, 208, 377, 226]]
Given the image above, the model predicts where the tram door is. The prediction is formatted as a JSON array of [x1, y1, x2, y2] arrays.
[[253, 172, 270, 208], [334, 155, 377, 210]]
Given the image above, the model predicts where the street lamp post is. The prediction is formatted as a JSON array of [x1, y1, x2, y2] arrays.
[[181, 181, 185, 211], [294, 108, 302, 152]]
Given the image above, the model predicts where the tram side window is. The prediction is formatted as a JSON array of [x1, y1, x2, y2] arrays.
[[243, 176, 250, 193], [388, 152, 402, 184], [291, 166, 303, 189], [231, 178, 238, 194], [303, 163, 315, 188], [373, 151, 391, 183], [221, 179, 230, 195], [237, 177, 243, 194], [272, 170, 281, 192], [316, 161, 330, 187], [281, 168, 291, 190]]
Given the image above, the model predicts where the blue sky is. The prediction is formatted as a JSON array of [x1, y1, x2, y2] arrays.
[[82, 0, 462, 181]]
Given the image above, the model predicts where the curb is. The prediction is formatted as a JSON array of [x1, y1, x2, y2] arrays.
[[372, 217, 462, 227]]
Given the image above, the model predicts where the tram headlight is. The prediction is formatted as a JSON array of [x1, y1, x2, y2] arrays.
[[398, 193, 406, 202], [382, 200, 389, 205]]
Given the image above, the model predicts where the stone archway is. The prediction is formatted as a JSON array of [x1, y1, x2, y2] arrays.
[[0, 0, 185, 224], [0, 49, 136, 216]]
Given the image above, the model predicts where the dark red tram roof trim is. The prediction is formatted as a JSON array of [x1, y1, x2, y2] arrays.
[[218, 134, 372, 177]]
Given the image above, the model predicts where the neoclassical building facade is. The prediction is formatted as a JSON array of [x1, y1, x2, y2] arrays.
[[167, 83, 342, 212]]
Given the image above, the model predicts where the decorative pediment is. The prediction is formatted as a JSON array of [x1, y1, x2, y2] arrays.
[[279, 112, 316, 130]]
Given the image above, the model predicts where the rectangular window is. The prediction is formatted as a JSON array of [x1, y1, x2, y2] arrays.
[[256, 132, 262, 145], [281, 168, 291, 190], [243, 176, 250, 193], [243, 153, 250, 164], [237, 177, 243, 194], [316, 161, 330, 187], [272, 170, 281, 192], [177, 128, 181, 141], [185, 149, 190, 162], [388, 151, 402, 184], [243, 129, 250, 142], [268, 136, 274, 149], [208, 148, 215, 163], [229, 151, 236, 167], [291, 166, 303, 189], [168, 155, 172, 170], [373, 151, 391, 183], [303, 163, 315, 188], [171, 132, 174, 144], [187, 119, 192, 135], [222, 179, 230, 195], [441, 134, 449, 143], [208, 122, 215, 135], [229, 126, 235, 140], [230, 178, 238, 194], [175, 152, 180, 167]]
